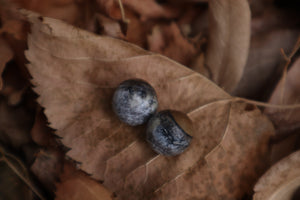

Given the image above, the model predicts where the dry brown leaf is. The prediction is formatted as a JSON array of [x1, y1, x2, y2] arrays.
[[233, 29, 300, 99], [147, 23, 197, 66], [0, 37, 13, 90], [264, 57, 300, 163], [55, 162, 112, 200], [265, 57, 300, 132], [123, 8, 148, 48], [0, 19, 27, 41], [31, 149, 64, 194], [30, 107, 65, 193], [0, 0, 29, 40], [254, 150, 300, 200], [95, 0, 121, 20], [12, 0, 91, 27], [205, 0, 250, 93], [94, 13, 125, 39], [25, 12, 274, 200], [0, 1, 36, 104], [121, 0, 180, 20]]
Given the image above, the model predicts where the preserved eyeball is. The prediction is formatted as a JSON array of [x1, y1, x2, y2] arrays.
[[112, 79, 158, 126], [146, 110, 193, 156]]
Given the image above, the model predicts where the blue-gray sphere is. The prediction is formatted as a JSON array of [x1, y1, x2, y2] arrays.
[[112, 79, 158, 126], [146, 110, 192, 156]]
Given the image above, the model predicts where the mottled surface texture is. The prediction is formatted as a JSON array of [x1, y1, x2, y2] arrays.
[[146, 110, 192, 156], [113, 79, 158, 126]]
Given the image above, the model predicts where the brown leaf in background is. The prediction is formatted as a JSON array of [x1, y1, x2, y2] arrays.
[[25, 12, 274, 200], [123, 9, 148, 48], [147, 23, 197, 66], [265, 57, 300, 131], [264, 57, 300, 164], [31, 149, 64, 193], [0, 37, 13, 90], [0, 0, 28, 40], [29, 106, 66, 194], [254, 150, 300, 200], [121, 0, 180, 20], [0, 0, 37, 105], [55, 162, 112, 200], [0, 96, 34, 149], [233, 30, 300, 99], [94, 13, 125, 39], [0, 144, 44, 200], [12, 0, 91, 27], [205, 0, 251, 93]]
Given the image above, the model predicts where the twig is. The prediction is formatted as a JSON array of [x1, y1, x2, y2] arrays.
[[117, 0, 130, 24], [0, 149, 46, 200]]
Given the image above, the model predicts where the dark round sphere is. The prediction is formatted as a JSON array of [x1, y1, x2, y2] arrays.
[[112, 79, 158, 126], [146, 110, 193, 156]]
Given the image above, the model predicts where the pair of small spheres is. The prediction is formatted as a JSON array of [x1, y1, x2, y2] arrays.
[[112, 79, 193, 156]]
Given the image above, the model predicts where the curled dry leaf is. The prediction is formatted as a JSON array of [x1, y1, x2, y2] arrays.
[[25, 11, 274, 199], [205, 0, 251, 93], [265, 57, 300, 132], [0, 37, 13, 90], [264, 57, 300, 163], [254, 150, 300, 200], [55, 162, 112, 200], [233, 29, 300, 99]]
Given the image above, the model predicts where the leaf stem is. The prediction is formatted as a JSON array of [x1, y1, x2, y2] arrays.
[[233, 97, 300, 109]]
